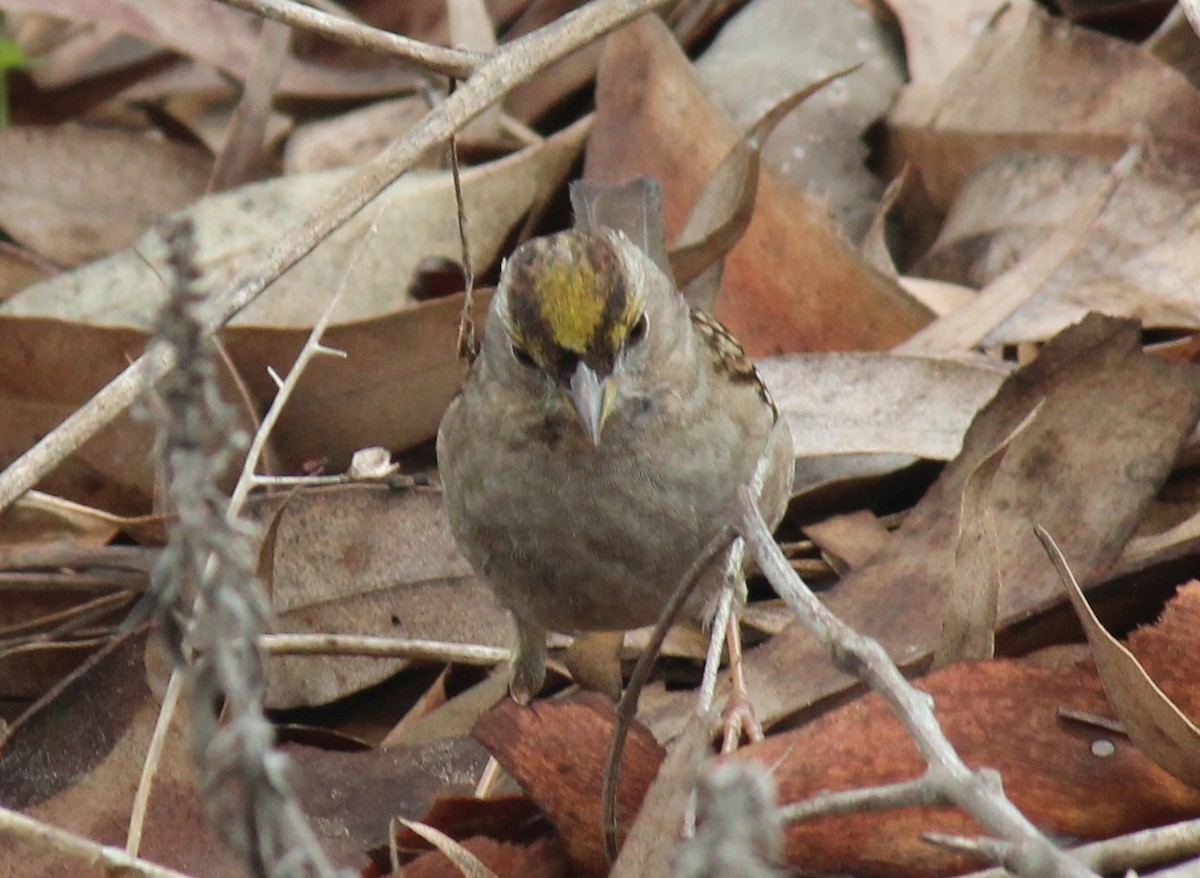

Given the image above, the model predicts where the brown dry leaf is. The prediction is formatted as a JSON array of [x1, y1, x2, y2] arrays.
[[403, 836, 569, 878], [0, 125, 210, 268], [5, 0, 423, 98], [889, 2, 1200, 211], [501, 0, 601, 124], [284, 96, 431, 175], [1039, 529, 1200, 788], [259, 485, 509, 709], [0, 630, 245, 878], [474, 693, 665, 878], [669, 66, 861, 312], [0, 244, 52, 302], [900, 145, 1142, 354], [449, 0, 502, 144], [4, 120, 586, 328], [756, 352, 1010, 462], [283, 737, 491, 869], [645, 315, 1200, 736], [395, 819, 502, 878], [609, 709, 714, 878], [383, 668, 511, 752], [933, 406, 1040, 668], [914, 152, 1200, 346], [0, 626, 493, 876], [0, 321, 165, 513], [225, 290, 492, 472], [694, 0, 905, 242], [206, 19, 291, 193], [0, 491, 121, 548], [802, 510, 892, 573], [584, 15, 931, 355], [883, 0, 1013, 87], [742, 658, 1200, 878], [1, 124, 583, 472]]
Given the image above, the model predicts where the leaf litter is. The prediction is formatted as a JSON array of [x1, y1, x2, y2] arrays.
[[5, 2, 1200, 877]]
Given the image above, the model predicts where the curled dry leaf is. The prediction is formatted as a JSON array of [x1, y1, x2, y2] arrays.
[[0, 490, 121, 549], [4, 119, 587, 328], [584, 15, 931, 355], [669, 65, 863, 312], [900, 145, 1143, 354], [395, 818, 502, 878], [1037, 527, 1200, 788], [0, 319, 255, 513], [934, 404, 1042, 668], [0, 125, 210, 268], [695, 0, 905, 242], [890, 2, 1200, 211], [916, 152, 1200, 346]]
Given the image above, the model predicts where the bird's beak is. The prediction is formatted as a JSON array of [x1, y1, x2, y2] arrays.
[[568, 360, 617, 445]]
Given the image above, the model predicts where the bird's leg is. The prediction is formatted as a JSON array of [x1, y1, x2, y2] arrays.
[[721, 607, 762, 753], [509, 615, 547, 703], [698, 541, 763, 751]]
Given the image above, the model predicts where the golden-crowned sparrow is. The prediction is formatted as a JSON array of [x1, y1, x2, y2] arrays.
[[437, 218, 793, 702]]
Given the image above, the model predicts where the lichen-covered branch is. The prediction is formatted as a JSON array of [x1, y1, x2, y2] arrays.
[[147, 217, 339, 878]]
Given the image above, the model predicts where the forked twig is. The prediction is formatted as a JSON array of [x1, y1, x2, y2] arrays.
[[737, 489, 1099, 878]]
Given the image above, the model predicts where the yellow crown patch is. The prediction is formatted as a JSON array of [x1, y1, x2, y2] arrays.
[[505, 231, 642, 376]]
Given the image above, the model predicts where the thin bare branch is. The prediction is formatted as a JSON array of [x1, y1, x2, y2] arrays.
[[260, 633, 509, 663], [965, 817, 1200, 878], [0, 804, 193, 878], [779, 776, 945, 822], [220, 0, 483, 77]]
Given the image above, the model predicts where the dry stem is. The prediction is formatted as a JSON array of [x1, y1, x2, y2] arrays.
[[0, 805, 193, 878], [220, 0, 482, 78]]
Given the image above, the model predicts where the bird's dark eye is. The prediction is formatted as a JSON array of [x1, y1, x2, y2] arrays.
[[628, 313, 649, 346], [511, 344, 537, 368], [559, 350, 581, 373]]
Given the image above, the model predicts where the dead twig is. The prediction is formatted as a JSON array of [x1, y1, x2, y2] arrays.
[[0, 805, 193, 878], [260, 633, 509, 663], [219, 0, 482, 78], [961, 815, 1200, 878]]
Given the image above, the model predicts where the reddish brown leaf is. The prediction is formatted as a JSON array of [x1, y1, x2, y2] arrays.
[[403, 835, 568, 878], [473, 692, 665, 878], [584, 16, 931, 355], [742, 658, 1200, 878]]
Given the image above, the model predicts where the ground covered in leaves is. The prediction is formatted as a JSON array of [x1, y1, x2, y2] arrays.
[[1, 1, 1200, 877]]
